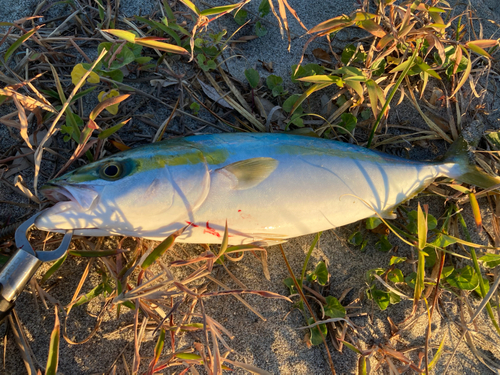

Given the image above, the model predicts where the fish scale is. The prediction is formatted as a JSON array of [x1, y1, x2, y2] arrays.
[[35, 133, 499, 245]]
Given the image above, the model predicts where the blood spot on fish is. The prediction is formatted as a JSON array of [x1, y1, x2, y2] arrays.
[[204, 221, 221, 237], [238, 210, 241, 212], [186, 221, 199, 228]]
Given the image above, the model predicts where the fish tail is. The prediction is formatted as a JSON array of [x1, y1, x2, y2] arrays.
[[444, 137, 500, 189]]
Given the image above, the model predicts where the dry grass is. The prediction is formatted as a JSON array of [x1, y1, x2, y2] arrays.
[[0, 0, 500, 374]]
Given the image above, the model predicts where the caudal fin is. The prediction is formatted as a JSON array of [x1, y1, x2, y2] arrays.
[[444, 137, 500, 189]]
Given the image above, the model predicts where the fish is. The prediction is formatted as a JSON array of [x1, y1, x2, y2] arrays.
[[34, 133, 500, 245]]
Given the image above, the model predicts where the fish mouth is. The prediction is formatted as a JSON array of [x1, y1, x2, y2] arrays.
[[41, 182, 101, 211], [36, 183, 102, 232], [41, 183, 75, 204]]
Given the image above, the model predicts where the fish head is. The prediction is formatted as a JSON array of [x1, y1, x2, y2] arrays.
[[35, 144, 211, 237], [35, 155, 146, 233]]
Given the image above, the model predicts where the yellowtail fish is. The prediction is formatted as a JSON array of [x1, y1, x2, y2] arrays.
[[35, 133, 499, 245]]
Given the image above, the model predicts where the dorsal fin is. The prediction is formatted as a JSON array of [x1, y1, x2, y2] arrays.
[[216, 157, 279, 190]]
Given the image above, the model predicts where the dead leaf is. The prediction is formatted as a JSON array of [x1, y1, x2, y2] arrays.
[[150, 79, 179, 87], [14, 175, 41, 203], [237, 35, 258, 42], [429, 87, 443, 106], [312, 48, 331, 62], [259, 60, 274, 73], [0, 88, 56, 113], [197, 78, 233, 109], [6, 130, 51, 178], [12, 95, 32, 149]]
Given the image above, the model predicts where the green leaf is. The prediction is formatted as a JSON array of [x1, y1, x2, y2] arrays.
[[74, 282, 107, 307], [199, 3, 242, 16], [441, 266, 454, 278], [423, 247, 437, 268], [41, 253, 68, 284], [366, 268, 385, 282], [375, 235, 392, 252], [290, 114, 304, 127], [179, 0, 201, 15], [338, 112, 357, 134], [430, 233, 457, 248], [141, 227, 185, 269], [40, 253, 68, 285], [336, 95, 347, 107], [417, 204, 427, 250], [244, 68, 260, 88], [304, 63, 325, 76], [485, 131, 500, 151], [197, 54, 217, 71], [341, 44, 356, 65], [348, 231, 363, 246], [314, 261, 329, 286], [134, 56, 152, 64], [283, 277, 297, 294], [154, 328, 165, 363], [405, 272, 417, 289], [255, 21, 267, 37], [445, 56, 468, 77], [407, 210, 436, 234], [389, 291, 400, 304], [5, 28, 37, 62], [389, 58, 415, 73], [266, 74, 283, 90], [348, 231, 367, 251], [446, 265, 479, 290], [480, 253, 500, 268], [0, 254, 8, 266], [361, 109, 371, 120], [109, 46, 135, 70], [308, 317, 327, 346], [371, 58, 386, 76], [63, 111, 83, 143], [258, 0, 271, 17], [210, 30, 227, 44], [416, 61, 441, 80], [388, 268, 405, 283], [366, 217, 382, 230], [291, 64, 306, 83], [234, 9, 248, 25], [369, 288, 390, 310], [297, 75, 342, 84], [103, 29, 137, 43], [389, 256, 407, 265], [272, 85, 285, 97], [69, 249, 126, 257], [98, 119, 129, 139], [190, 102, 200, 114], [99, 69, 124, 83], [324, 296, 346, 318], [341, 44, 367, 65], [45, 308, 60, 375], [283, 94, 302, 113], [475, 277, 490, 298]]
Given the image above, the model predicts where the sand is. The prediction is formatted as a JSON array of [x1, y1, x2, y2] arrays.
[[1, 0, 500, 374]]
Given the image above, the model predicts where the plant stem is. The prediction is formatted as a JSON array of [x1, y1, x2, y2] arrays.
[[300, 232, 322, 286], [366, 43, 420, 148], [278, 244, 336, 374]]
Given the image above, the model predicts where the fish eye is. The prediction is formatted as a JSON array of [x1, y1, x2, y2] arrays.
[[100, 162, 123, 180]]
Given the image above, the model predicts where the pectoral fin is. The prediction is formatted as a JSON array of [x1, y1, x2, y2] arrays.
[[217, 157, 279, 190]]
